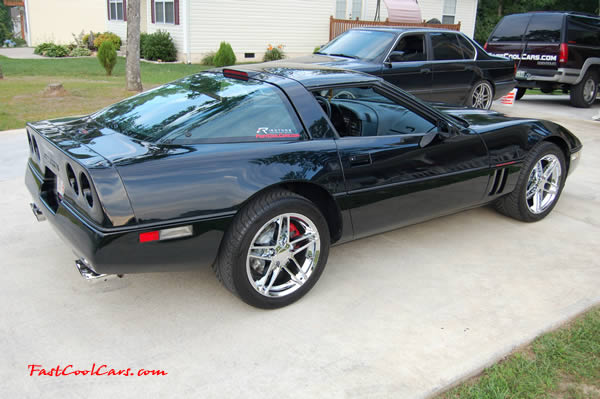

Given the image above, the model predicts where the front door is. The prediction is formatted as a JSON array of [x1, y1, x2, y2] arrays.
[[312, 84, 490, 239]]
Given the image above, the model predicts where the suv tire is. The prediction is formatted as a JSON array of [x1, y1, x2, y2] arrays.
[[570, 71, 598, 108]]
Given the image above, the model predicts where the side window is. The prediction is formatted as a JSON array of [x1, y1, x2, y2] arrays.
[[568, 16, 600, 46], [312, 86, 436, 138], [431, 33, 464, 60], [489, 14, 531, 42], [391, 34, 426, 62], [457, 35, 476, 59], [524, 14, 563, 43]]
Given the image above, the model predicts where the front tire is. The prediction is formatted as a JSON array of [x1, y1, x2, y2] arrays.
[[495, 142, 566, 222], [468, 80, 494, 109], [570, 72, 598, 108], [214, 189, 330, 309]]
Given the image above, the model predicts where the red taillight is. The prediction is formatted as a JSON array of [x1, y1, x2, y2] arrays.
[[483, 42, 488, 51], [139, 231, 160, 243], [559, 43, 568, 64]]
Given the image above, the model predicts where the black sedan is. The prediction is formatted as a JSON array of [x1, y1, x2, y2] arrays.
[[25, 64, 581, 308], [301, 27, 516, 109]]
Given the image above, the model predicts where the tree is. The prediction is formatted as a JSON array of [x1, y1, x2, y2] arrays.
[[126, 0, 142, 92], [0, 0, 13, 43]]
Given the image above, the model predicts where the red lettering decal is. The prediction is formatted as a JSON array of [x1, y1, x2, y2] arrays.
[[28, 364, 42, 377]]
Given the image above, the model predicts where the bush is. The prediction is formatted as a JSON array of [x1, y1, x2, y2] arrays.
[[213, 42, 236, 67], [12, 37, 27, 47], [142, 30, 177, 61], [34, 42, 54, 55], [83, 31, 101, 50], [140, 32, 150, 57], [44, 44, 69, 57], [263, 44, 285, 62], [93, 32, 122, 51], [70, 47, 92, 57], [97, 41, 117, 75], [201, 51, 215, 66], [313, 46, 322, 54]]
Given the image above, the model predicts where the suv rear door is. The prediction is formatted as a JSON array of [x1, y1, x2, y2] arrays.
[[519, 13, 564, 73]]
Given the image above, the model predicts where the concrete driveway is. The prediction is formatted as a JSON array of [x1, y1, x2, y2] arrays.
[[1, 98, 599, 399]]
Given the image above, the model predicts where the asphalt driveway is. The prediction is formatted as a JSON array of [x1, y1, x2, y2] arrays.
[[1, 97, 599, 398]]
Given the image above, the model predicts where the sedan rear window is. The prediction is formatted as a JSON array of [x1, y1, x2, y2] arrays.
[[92, 72, 305, 143]]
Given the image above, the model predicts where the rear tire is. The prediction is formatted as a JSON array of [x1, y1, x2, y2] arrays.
[[495, 142, 566, 222], [214, 189, 330, 309], [468, 80, 494, 109], [570, 72, 598, 108], [515, 88, 526, 101]]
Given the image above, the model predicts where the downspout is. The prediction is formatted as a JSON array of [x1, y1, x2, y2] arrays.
[[183, 0, 191, 63], [23, 0, 31, 46]]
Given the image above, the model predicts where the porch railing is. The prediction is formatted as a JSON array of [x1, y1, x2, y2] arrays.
[[329, 16, 461, 41]]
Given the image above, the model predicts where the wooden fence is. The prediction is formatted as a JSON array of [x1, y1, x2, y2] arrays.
[[329, 16, 461, 41]]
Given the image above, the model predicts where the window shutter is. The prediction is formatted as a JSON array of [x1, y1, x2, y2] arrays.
[[123, 0, 127, 21], [107, 0, 110, 19], [151, 0, 155, 23], [174, 0, 180, 25]]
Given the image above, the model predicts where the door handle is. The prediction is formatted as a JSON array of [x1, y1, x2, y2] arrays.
[[420, 68, 431, 74], [349, 154, 372, 167]]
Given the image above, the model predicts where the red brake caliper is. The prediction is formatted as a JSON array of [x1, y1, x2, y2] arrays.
[[289, 222, 301, 248]]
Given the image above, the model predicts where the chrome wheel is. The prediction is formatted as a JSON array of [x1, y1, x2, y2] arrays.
[[471, 82, 493, 109], [525, 154, 562, 214], [246, 213, 320, 298], [583, 77, 596, 103]]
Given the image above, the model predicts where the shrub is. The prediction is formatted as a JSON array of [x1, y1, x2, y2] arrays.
[[70, 46, 92, 57], [13, 37, 27, 47], [34, 42, 54, 55], [97, 41, 117, 75], [201, 51, 215, 66], [94, 32, 122, 51], [45, 44, 69, 57], [313, 46, 322, 54], [142, 30, 177, 61], [83, 31, 101, 50], [140, 32, 150, 58], [213, 42, 236, 67], [263, 44, 285, 62]]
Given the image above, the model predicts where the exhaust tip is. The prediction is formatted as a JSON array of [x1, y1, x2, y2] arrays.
[[75, 258, 122, 282]]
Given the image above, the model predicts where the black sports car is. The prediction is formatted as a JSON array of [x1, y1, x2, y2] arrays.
[[302, 27, 516, 109], [25, 64, 581, 308]]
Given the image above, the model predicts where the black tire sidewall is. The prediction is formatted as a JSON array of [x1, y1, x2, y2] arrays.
[[516, 143, 567, 222], [230, 196, 330, 309]]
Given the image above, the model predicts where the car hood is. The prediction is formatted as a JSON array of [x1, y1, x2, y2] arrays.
[[286, 54, 380, 72]]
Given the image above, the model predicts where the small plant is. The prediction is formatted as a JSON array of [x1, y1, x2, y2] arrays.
[[13, 37, 27, 47], [45, 44, 69, 57], [313, 46, 322, 54], [34, 42, 54, 55], [142, 30, 177, 61], [82, 31, 101, 50], [201, 51, 215, 66], [70, 46, 92, 57], [93, 32, 122, 51], [263, 44, 285, 62], [213, 42, 236, 67], [97, 41, 117, 75]]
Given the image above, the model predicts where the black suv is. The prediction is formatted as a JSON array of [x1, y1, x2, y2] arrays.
[[486, 11, 600, 108]]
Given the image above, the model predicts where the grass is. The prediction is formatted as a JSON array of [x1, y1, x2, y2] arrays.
[[0, 55, 212, 130], [439, 306, 600, 399]]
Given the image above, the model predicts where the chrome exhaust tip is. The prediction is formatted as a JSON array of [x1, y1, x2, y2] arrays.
[[75, 258, 123, 282], [30, 203, 46, 222]]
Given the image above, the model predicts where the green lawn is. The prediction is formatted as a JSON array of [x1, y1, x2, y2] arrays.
[[0, 55, 212, 131], [439, 307, 600, 399]]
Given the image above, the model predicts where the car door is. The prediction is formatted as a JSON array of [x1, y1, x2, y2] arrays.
[[324, 84, 489, 239], [429, 32, 475, 105], [380, 33, 433, 101]]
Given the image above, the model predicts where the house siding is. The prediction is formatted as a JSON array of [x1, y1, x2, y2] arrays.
[[27, 0, 105, 45], [187, 0, 335, 62]]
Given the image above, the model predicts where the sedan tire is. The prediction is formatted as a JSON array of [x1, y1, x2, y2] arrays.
[[495, 142, 566, 222], [214, 189, 330, 309], [468, 80, 494, 109]]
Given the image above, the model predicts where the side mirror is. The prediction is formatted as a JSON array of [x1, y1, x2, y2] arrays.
[[388, 50, 405, 62], [419, 121, 456, 148]]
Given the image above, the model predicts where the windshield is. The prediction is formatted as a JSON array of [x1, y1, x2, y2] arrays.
[[92, 72, 304, 143], [318, 30, 397, 62]]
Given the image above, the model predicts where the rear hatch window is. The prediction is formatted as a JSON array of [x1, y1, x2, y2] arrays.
[[489, 14, 531, 42], [524, 14, 563, 43]]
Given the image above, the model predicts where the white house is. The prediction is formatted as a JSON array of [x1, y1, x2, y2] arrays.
[[105, 0, 478, 63]]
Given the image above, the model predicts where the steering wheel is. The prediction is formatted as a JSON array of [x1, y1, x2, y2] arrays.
[[315, 96, 332, 119], [333, 90, 356, 100]]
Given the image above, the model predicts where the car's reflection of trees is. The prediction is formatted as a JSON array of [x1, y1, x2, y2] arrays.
[[249, 150, 339, 185]]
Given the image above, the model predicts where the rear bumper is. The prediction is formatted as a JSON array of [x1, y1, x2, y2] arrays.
[[494, 80, 517, 99], [516, 67, 580, 87], [25, 160, 230, 275]]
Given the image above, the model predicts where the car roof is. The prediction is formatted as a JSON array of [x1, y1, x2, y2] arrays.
[[505, 10, 599, 18], [349, 26, 464, 34], [232, 61, 380, 88]]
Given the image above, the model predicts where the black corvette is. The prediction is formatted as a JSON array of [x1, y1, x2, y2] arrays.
[[25, 64, 581, 308]]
